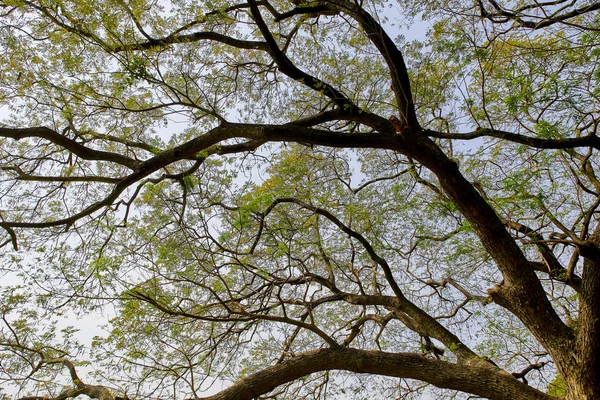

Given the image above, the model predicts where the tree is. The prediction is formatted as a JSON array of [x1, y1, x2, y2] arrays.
[[0, 0, 599, 398]]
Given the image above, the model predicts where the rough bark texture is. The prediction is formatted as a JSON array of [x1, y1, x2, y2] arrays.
[[566, 224, 600, 399], [402, 136, 576, 364], [201, 348, 551, 400]]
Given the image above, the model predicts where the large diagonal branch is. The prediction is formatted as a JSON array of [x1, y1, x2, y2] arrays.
[[247, 0, 356, 111], [338, 293, 485, 364], [112, 31, 268, 53], [336, 0, 419, 129], [199, 348, 551, 400], [406, 135, 576, 373]]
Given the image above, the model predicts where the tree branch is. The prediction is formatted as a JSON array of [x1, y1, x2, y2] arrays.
[[478, 0, 600, 30], [504, 219, 582, 293], [405, 135, 576, 372], [199, 348, 552, 400], [262, 198, 487, 365], [112, 31, 268, 53], [0, 127, 140, 169], [336, 0, 419, 129], [247, 0, 357, 111], [426, 127, 600, 151]]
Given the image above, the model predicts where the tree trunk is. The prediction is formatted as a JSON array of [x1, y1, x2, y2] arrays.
[[565, 225, 600, 399]]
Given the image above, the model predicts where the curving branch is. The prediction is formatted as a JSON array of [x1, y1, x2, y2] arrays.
[[0, 121, 399, 230], [12, 356, 125, 400], [112, 31, 268, 53], [425, 277, 490, 305], [512, 361, 547, 384], [198, 348, 552, 400], [335, 0, 419, 129]]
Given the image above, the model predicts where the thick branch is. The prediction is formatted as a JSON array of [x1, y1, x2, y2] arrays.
[[0, 123, 398, 229], [200, 348, 551, 400], [338, 0, 419, 129], [512, 362, 547, 382], [274, 4, 337, 22], [112, 31, 268, 53], [404, 134, 576, 372], [44, 358, 85, 387]]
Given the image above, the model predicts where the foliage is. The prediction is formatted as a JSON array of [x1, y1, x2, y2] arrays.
[[1, 0, 600, 399]]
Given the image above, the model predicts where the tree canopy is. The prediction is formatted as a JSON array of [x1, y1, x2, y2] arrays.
[[1, 0, 600, 399]]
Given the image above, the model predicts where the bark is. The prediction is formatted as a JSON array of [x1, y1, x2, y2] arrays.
[[340, 1, 419, 129], [565, 224, 600, 399], [391, 135, 577, 370], [200, 348, 551, 400]]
